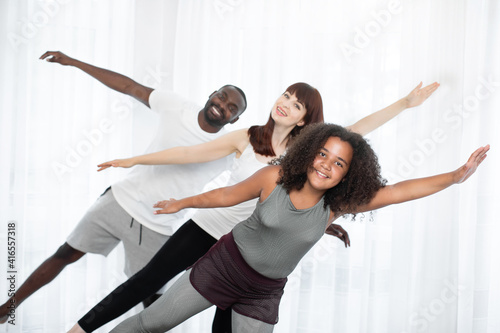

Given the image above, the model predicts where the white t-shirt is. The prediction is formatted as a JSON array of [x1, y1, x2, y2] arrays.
[[193, 143, 268, 239], [112, 90, 229, 235]]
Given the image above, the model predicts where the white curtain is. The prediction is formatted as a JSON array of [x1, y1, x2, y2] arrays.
[[0, 1, 145, 332], [1, 0, 498, 332]]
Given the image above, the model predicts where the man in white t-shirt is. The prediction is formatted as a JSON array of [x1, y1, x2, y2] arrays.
[[0, 51, 247, 322]]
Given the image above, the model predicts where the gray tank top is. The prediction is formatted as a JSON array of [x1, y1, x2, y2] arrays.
[[232, 184, 330, 279]]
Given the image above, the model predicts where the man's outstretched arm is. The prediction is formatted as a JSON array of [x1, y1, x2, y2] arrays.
[[40, 51, 153, 107]]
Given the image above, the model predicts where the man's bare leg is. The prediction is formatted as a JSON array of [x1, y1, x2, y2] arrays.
[[0, 242, 85, 323]]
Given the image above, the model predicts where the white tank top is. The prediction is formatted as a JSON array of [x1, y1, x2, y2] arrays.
[[192, 143, 268, 239]]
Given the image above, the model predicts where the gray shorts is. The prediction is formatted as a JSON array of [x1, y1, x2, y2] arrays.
[[67, 187, 169, 277]]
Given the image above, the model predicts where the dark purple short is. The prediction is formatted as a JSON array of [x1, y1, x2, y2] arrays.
[[189, 232, 287, 325]]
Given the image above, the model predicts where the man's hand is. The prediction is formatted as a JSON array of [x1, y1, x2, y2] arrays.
[[39, 50, 153, 107], [325, 223, 350, 248], [40, 51, 75, 66]]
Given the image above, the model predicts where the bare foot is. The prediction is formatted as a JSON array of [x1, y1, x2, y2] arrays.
[[67, 323, 86, 333], [0, 313, 10, 324], [0, 300, 16, 324]]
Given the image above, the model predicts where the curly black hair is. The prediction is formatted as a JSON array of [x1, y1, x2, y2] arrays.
[[278, 123, 386, 216]]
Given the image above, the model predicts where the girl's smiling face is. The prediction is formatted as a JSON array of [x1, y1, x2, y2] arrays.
[[307, 136, 353, 192]]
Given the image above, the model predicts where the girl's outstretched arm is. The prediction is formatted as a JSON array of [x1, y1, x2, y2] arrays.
[[353, 145, 489, 213], [96, 128, 249, 171], [153, 165, 282, 214], [347, 82, 440, 136]]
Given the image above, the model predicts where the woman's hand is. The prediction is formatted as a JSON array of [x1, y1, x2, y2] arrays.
[[454, 145, 490, 184], [404, 81, 440, 108], [97, 158, 135, 171], [153, 199, 183, 215], [325, 223, 350, 248]]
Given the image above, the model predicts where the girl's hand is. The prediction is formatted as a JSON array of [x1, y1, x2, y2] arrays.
[[97, 159, 134, 172], [153, 199, 182, 215], [454, 145, 490, 184], [325, 223, 351, 248]]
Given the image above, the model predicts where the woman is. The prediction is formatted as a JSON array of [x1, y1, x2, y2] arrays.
[[110, 123, 488, 332], [69, 82, 439, 333]]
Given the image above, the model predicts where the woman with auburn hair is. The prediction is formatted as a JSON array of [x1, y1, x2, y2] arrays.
[[69, 82, 439, 333], [108, 123, 488, 332]]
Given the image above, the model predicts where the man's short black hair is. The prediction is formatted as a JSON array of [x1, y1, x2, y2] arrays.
[[222, 84, 247, 111]]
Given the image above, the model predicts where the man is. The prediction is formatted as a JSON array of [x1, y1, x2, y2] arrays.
[[0, 51, 247, 323]]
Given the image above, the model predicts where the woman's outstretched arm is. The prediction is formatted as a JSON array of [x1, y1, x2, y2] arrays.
[[96, 128, 249, 171], [347, 82, 440, 136], [353, 145, 489, 214]]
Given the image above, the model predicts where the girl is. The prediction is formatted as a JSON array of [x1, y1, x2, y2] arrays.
[[70, 82, 439, 333], [110, 123, 488, 332]]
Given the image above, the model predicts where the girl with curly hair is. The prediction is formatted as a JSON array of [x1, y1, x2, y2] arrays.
[[69, 82, 438, 333], [108, 123, 488, 333]]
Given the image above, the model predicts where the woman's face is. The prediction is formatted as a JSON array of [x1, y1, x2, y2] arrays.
[[271, 92, 307, 128], [307, 136, 353, 192]]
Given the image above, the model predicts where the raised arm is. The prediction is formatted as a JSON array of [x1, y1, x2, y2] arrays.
[[40, 51, 153, 107], [353, 145, 489, 214], [97, 128, 249, 171], [153, 165, 281, 214], [347, 82, 440, 136]]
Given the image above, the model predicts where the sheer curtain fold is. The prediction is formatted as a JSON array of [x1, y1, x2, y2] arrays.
[[0, 0, 498, 332], [1, 1, 140, 332]]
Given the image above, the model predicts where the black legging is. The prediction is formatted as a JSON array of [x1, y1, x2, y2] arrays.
[[78, 220, 232, 333]]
